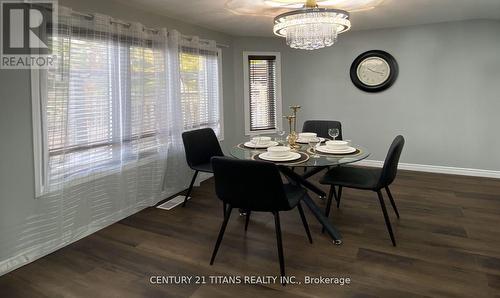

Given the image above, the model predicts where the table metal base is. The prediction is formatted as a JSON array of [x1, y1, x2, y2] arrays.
[[279, 166, 342, 243]]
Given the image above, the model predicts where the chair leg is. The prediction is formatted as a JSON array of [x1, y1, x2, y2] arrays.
[[273, 212, 286, 284], [385, 187, 400, 219], [337, 186, 343, 208], [210, 206, 233, 265], [322, 186, 337, 233], [222, 203, 227, 218], [376, 191, 396, 246], [297, 203, 313, 244], [245, 211, 251, 231], [183, 171, 198, 207]]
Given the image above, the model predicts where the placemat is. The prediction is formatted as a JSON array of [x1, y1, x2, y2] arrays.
[[252, 152, 310, 165]]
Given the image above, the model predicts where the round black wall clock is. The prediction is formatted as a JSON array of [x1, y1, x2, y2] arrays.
[[350, 50, 398, 93]]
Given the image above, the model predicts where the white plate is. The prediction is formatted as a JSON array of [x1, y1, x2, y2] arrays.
[[316, 146, 357, 154], [244, 141, 279, 149], [259, 152, 301, 162], [296, 137, 326, 144]]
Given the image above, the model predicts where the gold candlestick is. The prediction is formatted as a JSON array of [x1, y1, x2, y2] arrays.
[[284, 115, 299, 149], [290, 105, 301, 132]]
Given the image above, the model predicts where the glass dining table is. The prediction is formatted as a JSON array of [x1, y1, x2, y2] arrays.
[[230, 138, 370, 244]]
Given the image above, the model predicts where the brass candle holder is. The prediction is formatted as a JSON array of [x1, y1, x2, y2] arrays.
[[282, 105, 302, 149], [289, 105, 301, 132], [284, 115, 299, 149]]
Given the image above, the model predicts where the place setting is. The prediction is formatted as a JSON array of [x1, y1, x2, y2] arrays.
[[240, 136, 279, 150], [253, 145, 309, 165], [295, 132, 326, 144], [309, 140, 361, 156]]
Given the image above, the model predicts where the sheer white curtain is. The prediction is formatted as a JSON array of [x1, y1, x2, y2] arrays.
[[39, 7, 177, 241], [162, 30, 222, 191], [0, 7, 199, 273]]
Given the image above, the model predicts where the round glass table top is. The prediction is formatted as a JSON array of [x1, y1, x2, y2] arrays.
[[230, 141, 370, 168]]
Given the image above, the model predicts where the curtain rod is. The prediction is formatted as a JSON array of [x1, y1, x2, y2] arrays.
[[50, 8, 230, 48]]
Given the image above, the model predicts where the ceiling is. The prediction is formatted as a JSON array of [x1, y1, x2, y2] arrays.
[[112, 0, 500, 37]]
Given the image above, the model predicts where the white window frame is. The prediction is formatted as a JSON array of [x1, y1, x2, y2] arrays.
[[31, 68, 48, 197], [217, 48, 225, 141], [242, 51, 283, 136]]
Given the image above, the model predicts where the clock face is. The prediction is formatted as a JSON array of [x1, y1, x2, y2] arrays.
[[356, 57, 391, 86], [350, 50, 398, 93]]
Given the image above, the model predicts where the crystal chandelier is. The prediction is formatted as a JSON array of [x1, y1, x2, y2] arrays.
[[273, 0, 351, 50]]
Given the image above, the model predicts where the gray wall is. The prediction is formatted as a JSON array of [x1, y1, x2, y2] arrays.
[[0, 0, 235, 274], [232, 20, 500, 171], [1, 1, 499, 275]]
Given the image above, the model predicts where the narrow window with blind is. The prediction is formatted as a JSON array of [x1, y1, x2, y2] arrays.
[[243, 52, 282, 135]]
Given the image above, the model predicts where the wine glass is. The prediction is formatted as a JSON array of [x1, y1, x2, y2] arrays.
[[308, 137, 321, 158], [328, 128, 340, 140], [276, 130, 286, 144]]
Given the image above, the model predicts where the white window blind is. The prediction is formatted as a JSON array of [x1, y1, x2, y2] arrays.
[[249, 55, 277, 131], [243, 52, 282, 135]]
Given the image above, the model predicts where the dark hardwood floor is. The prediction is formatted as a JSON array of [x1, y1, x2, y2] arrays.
[[1, 170, 500, 297]]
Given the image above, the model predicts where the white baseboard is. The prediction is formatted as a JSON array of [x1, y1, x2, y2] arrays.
[[354, 160, 500, 179]]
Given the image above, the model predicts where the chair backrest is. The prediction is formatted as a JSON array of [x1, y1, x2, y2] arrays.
[[182, 128, 223, 168], [302, 120, 343, 140], [378, 135, 405, 188], [211, 157, 292, 212]]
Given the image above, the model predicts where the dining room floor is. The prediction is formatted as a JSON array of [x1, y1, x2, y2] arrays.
[[1, 169, 499, 298]]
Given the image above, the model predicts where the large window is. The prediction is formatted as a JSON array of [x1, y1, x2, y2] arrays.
[[32, 25, 223, 196], [243, 52, 282, 135], [35, 34, 168, 188]]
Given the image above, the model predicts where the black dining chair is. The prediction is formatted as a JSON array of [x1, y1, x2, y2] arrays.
[[209, 157, 313, 283], [319, 135, 405, 246], [302, 120, 343, 140], [301, 120, 344, 179], [181, 128, 224, 207]]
